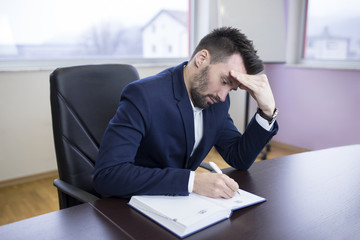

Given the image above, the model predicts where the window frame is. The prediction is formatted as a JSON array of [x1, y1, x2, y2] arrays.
[[286, 0, 360, 70]]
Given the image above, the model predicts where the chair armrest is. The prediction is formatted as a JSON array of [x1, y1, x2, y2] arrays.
[[199, 162, 213, 171], [53, 179, 100, 203]]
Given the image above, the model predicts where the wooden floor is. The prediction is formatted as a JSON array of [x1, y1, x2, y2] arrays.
[[0, 141, 308, 226], [0, 176, 59, 226]]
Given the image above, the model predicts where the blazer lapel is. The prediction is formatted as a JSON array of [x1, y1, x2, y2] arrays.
[[172, 62, 195, 166], [177, 100, 195, 164]]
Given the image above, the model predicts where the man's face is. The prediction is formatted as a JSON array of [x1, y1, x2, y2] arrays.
[[190, 54, 246, 109]]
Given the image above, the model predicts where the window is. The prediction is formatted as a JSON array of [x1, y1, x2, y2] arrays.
[[0, 0, 189, 62], [303, 0, 360, 62]]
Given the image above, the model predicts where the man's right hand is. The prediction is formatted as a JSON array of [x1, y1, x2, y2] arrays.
[[193, 172, 239, 198]]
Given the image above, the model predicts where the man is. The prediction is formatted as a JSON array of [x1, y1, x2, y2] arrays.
[[93, 27, 278, 199]]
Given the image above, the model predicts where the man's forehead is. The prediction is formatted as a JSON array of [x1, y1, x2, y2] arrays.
[[215, 55, 246, 74], [227, 54, 247, 73]]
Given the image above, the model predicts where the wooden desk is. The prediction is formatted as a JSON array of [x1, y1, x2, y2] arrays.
[[1, 145, 359, 239]]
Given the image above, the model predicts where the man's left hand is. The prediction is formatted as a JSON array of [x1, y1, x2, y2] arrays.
[[230, 71, 275, 116]]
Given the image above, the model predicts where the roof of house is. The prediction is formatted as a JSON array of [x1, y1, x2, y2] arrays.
[[142, 9, 188, 30]]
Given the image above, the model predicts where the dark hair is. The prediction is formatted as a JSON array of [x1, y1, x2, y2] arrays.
[[190, 27, 263, 74]]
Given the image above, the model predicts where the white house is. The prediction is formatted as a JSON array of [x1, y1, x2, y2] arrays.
[[305, 27, 350, 60], [142, 9, 188, 58]]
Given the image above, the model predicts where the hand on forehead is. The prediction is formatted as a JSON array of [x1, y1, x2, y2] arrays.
[[230, 70, 276, 115], [230, 70, 262, 89]]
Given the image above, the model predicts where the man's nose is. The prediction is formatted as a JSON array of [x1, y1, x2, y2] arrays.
[[218, 88, 230, 102]]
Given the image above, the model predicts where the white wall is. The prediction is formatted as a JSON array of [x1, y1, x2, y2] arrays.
[[0, 66, 165, 182], [219, 0, 286, 62], [0, 70, 56, 181]]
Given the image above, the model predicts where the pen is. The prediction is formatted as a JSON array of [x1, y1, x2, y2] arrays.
[[209, 161, 240, 196], [209, 161, 222, 174]]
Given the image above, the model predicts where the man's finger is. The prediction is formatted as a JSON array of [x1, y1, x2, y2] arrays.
[[221, 189, 236, 199], [221, 175, 239, 198], [230, 71, 257, 90]]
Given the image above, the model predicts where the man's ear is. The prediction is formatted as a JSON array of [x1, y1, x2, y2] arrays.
[[194, 50, 210, 68]]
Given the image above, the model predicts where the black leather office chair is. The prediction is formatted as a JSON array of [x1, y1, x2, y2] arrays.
[[50, 64, 140, 209]]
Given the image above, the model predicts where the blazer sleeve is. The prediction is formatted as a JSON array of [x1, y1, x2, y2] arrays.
[[215, 113, 279, 170], [93, 83, 190, 198]]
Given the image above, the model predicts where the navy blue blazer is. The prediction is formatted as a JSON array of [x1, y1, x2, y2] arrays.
[[93, 62, 278, 197]]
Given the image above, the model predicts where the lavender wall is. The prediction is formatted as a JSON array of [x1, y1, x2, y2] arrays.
[[265, 63, 360, 150]]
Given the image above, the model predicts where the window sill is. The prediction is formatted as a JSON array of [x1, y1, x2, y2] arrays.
[[0, 58, 188, 72], [285, 61, 360, 71]]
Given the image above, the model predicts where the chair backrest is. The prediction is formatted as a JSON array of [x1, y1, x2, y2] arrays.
[[50, 64, 140, 203]]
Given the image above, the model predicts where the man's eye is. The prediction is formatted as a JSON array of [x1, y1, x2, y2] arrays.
[[222, 79, 227, 85]]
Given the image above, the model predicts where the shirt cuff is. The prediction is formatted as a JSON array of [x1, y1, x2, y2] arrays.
[[188, 171, 195, 193], [255, 113, 275, 131]]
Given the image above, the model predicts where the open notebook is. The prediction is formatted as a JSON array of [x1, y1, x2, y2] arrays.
[[128, 189, 266, 238]]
